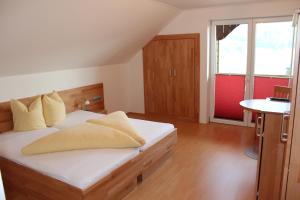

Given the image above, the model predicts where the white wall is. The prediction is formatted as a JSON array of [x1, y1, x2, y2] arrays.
[[125, 51, 145, 113], [127, 0, 300, 123], [0, 0, 179, 77], [0, 0, 180, 115], [0, 64, 129, 113]]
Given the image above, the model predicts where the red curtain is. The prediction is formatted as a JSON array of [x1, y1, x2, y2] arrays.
[[214, 74, 245, 121], [253, 77, 289, 99], [214, 75, 289, 122], [251, 76, 289, 121]]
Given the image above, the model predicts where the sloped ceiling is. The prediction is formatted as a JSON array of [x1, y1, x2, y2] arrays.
[[0, 0, 179, 77], [156, 0, 287, 9]]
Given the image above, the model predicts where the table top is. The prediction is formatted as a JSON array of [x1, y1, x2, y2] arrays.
[[240, 99, 290, 114]]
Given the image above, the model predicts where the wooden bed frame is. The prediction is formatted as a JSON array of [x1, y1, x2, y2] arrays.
[[0, 83, 177, 200], [0, 83, 105, 133]]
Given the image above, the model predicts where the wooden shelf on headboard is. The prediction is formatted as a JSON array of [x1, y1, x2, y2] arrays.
[[0, 83, 105, 133]]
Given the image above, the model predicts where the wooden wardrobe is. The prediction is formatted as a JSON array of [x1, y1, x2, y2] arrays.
[[143, 34, 200, 121]]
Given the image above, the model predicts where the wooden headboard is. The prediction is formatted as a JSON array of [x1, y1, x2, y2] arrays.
[[0, 83, 104, 133]]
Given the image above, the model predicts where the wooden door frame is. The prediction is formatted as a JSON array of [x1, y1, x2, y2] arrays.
[[281, 11, 300, 200], [143, 33, 200, 121]]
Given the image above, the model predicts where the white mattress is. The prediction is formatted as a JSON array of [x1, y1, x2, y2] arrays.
[[129, 118, 175, 151], [0, 128, 139, 190], [55, 110, 175, 151], [54, 110, 105, 129]]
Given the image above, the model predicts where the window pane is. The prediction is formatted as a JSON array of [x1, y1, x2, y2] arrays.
[[254, 21, 293, 76], [217, 24, 248, 74]]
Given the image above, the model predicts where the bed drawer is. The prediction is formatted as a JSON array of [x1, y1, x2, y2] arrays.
[[83, 154, 143, 200], [140, 130, 177, 180]]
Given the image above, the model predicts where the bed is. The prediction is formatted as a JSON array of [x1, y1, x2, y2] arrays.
[[0, 128, 141, 190], [0, 83, 177, 200], [54, 110, 177, 181]]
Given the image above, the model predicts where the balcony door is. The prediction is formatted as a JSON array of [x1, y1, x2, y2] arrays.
[[210, 17, 294, 126]]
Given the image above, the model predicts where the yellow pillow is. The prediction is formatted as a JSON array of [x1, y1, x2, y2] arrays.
[[87, 111, 145, 145], [22, 123, 141, 155], [10, 97, 46, 131], [42, 91, 66, 126]]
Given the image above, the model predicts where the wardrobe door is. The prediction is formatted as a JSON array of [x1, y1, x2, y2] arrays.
[[143, 34, 200, 120], [172, 39, 197, 120], [143, 40, 173, 115]]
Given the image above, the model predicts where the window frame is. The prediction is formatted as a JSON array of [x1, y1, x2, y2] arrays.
[[216, 23, 249, 75], [209, 16, 293, 127], [253, 17, 294, 77]]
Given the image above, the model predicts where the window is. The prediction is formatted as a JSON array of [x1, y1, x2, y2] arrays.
[[254, 21, 293, 76], [217, 24, 248, 74]]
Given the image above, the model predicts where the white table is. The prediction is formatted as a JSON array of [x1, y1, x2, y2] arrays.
[[240, 99, 290, 159]]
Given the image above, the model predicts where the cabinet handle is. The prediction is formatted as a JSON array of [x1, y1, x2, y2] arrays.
[[280, 114, 290, 143], [173, 69, 177, 77], [256, 116, 263, 137], [169, 69, 172, 77]]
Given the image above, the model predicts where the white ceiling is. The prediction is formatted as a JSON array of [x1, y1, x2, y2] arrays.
[[155, 0, 286, 9], [0, 0, 179, 77]]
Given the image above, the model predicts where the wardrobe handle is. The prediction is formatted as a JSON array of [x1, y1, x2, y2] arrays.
[[173, 69, 177, 77], [169, 69, 172, 77]]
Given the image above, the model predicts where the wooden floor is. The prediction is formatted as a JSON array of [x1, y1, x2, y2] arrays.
[[125, 114, 257, 200]]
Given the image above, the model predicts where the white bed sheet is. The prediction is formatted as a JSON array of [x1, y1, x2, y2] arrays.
[[54, 110, 105, 129], [129, 118, 175, 151], [0, 128, 139, 190], [54, 110, 175, 151]]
